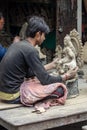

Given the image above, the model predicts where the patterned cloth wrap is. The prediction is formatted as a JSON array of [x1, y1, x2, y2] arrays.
[[20, 77, 67, 109]]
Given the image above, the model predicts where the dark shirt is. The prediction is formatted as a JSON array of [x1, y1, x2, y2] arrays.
[[0, 40, 62, 94]]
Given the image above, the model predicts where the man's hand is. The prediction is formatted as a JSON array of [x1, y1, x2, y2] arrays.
[[62, 66, 78, 81], [44, 58, 59, 70]]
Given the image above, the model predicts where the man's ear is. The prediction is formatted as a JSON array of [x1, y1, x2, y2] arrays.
[[35, 31, 41, 38]]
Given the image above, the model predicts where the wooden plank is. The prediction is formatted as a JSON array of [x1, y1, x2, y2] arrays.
[[0, 93, 87, 130], [0, 100, 22, 110], [0, 103, 87, 130]]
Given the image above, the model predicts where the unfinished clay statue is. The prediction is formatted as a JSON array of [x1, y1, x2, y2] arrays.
[[55, 45, 62, 59], [58, 35, 77, 73], [54, 29, 84, 75], [35, 45, 46, 59], [70, 29, 84, 68], [19, 22, 28, 40], [51, 29, 84, 98]]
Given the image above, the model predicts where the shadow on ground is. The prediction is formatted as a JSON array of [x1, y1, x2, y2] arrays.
[[47, 121, 87, 130]]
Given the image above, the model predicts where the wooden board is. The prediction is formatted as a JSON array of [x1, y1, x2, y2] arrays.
[[0, 83, 87, 130], [0, 100, 22, 110]]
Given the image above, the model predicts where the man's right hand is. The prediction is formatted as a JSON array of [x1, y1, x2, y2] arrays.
[[62, 66, 78, 81]]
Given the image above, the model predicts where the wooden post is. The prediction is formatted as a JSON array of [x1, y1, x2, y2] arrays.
[[77, 0, 82, 38], [56, 0, 60, 45], [56, 0, 77, 47], [56, 0, 64, 47]]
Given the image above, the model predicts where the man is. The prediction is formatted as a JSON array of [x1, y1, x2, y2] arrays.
[[0, 12, 7, 61], [0, 16, 78, 104], [0, 12, 21, 61]]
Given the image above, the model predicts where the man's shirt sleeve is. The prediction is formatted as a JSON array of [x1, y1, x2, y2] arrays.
[[25, 49, 62, 85]]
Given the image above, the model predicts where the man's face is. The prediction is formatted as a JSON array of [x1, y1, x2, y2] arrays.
[[0, 17, 5, 31], [35, 32, 45, 45]]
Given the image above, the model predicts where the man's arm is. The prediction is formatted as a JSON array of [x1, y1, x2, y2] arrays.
[[25, 49, 63, 85], [44, 58, 58, 70], [25, 49, 78, 85]]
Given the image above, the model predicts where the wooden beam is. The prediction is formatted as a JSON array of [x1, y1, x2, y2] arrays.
[[77, 0, 82, 38]]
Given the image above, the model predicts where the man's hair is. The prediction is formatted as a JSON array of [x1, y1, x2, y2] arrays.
[[0, 12, 3, 20], [26, 16, 50, 38]]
